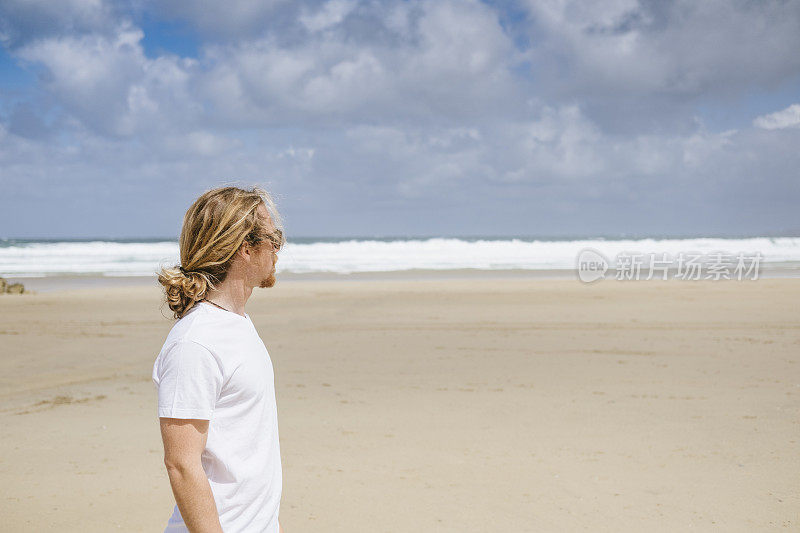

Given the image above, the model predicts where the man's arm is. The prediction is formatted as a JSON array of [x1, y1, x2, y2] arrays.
[[160, 417, 223, 533]]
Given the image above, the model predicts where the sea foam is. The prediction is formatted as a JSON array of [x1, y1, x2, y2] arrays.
[[0, 237, 798, 277]]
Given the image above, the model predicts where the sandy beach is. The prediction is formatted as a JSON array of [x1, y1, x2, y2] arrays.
[[0, 276, 797, 532]]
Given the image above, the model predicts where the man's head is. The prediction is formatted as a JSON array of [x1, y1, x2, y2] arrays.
[[158, 186, 285, 319], [238, 202, 282, 290]]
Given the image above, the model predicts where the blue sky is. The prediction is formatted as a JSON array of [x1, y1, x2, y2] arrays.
[[0, 0, 799, 238]]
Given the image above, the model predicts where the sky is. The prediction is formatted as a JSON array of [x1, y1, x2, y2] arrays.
[[0, 0, 798, 239]]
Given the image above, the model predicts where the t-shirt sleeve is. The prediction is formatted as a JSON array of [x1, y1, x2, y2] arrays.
[[154, 340, 223, 420]]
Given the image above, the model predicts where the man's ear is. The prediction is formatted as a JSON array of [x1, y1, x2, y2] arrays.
[[237, 241, 252, 262]]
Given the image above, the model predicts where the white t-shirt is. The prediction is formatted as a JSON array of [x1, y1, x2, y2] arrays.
[[152, 300, 282, 533]]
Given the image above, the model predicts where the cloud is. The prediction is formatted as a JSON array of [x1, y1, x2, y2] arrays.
[[522, 0, 800, 98], [7, 102, 51, 139], [0, 0, 798, 237], [300, 0, 358, 33], [17, 25, 200, 136], [754, 104, 800, 130], [0, 0, 118, 47], [196, 0, 522, 126], [11, 1, 521, 134], [1, 95, 799, 237], [151, 0, 294, 40]]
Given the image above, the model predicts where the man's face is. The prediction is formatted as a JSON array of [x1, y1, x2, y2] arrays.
[[253, 204, 278, 289]]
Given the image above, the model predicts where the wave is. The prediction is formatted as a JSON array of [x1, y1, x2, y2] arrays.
[[1, 237, 799, 277]]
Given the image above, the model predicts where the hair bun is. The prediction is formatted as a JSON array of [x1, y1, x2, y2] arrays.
[[157, 265, 209, 319]]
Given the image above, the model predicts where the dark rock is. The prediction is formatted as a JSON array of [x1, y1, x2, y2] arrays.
[[6, 282, 24, 294]]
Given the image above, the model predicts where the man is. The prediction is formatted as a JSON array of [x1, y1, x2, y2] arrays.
[[153, 186, 286, 532]]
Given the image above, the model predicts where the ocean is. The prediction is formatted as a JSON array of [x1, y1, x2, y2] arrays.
[[1, 236, 799, 277]]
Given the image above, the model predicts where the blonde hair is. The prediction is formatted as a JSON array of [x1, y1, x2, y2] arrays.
[[158, 185, 285, 319]]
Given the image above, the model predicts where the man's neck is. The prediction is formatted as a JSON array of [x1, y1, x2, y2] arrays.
[[205, 276, 252, 317]]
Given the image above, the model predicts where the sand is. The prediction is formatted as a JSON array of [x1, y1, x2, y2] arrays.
[[0, 276, 798, 532]]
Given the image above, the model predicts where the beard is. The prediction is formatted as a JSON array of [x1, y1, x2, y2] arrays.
[[259, 253, 277, 288], [259, 268, 277, 288]]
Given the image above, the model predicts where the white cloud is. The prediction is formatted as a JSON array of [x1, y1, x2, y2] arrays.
[[196, 0, 520, 125], [754, 104, 800, 130], [11, 0, 517, 134], [300, 0, 357, 33], [17, 25, 200, 136]]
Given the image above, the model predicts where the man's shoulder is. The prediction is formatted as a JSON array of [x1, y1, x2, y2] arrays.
[[163, 303, 247, 350], [163, 306, 212, 348]]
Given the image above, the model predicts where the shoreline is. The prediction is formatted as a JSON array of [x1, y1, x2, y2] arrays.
[[5, 264, 800, 293], [2, 269, 576, 293]]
